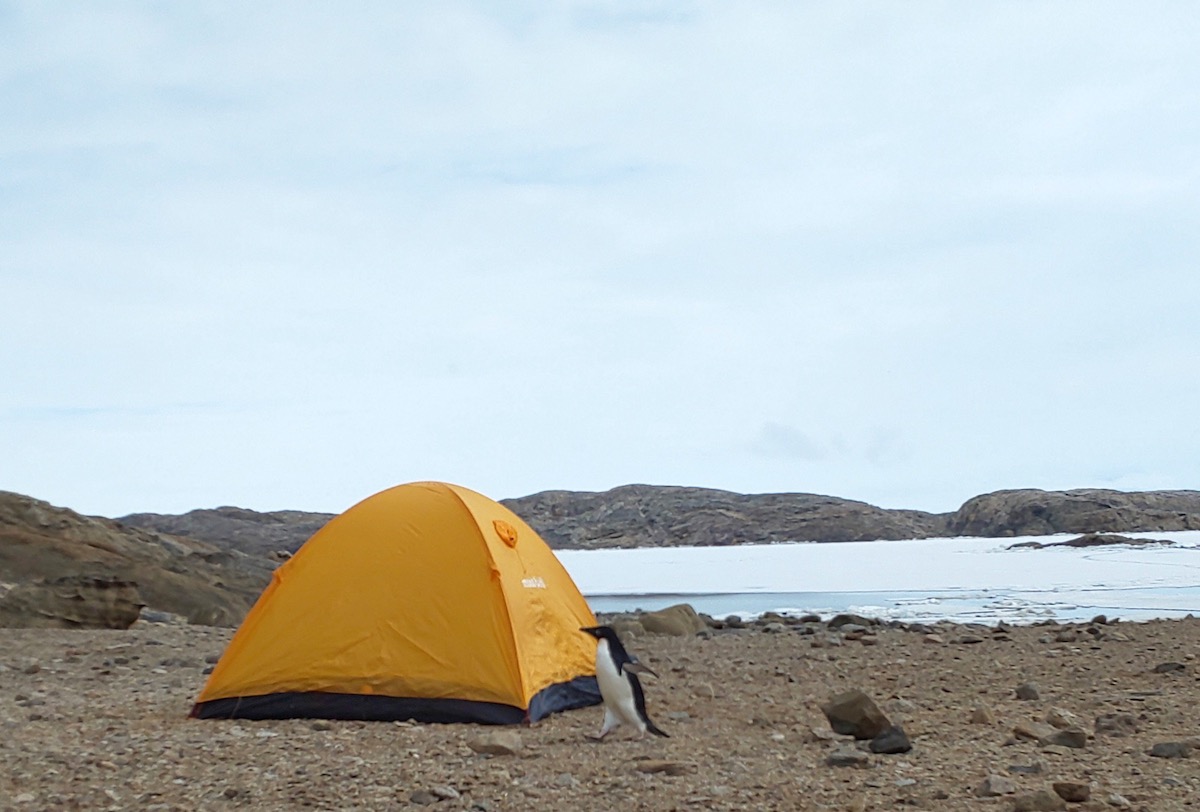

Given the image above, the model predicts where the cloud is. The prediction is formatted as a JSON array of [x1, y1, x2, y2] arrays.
[[750, 423, 825, 461]]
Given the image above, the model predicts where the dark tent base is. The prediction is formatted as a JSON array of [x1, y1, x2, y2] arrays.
[[190, 675, 601, 725]]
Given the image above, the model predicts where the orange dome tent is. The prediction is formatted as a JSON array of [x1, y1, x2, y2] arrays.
[[191, 481, 600, 724]]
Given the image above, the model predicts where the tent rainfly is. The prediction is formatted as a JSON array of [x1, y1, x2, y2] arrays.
[[191, 481, 601, 724]]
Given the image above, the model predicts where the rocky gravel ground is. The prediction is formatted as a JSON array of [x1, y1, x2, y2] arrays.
[[3, 615, 1199, 811]]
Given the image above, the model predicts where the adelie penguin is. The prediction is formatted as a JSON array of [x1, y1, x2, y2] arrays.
[[581, 625, 669, 740]]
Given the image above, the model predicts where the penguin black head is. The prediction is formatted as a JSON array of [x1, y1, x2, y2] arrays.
[[580, 625, 619, 643]]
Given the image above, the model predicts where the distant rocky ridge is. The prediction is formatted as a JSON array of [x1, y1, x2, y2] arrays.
[[118, 506, 333, 558], [5, 484, 1199, 630], [502, 485, 945, 548], [945, 489, 1200, 537], [117, 485, 1200, 553]]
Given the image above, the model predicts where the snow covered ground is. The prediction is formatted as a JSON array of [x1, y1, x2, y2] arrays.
[[557, 530, 1200, 625]]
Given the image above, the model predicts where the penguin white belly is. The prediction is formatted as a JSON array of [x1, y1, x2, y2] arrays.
[[594, 639, 645, 732]]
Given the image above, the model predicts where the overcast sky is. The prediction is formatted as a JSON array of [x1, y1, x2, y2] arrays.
[[3, 2, 1198, 518]]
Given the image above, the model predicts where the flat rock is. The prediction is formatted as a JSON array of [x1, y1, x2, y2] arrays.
[[467, 730, 523, 756], [826, 746, 870, 768], [1010, 788, 1067, 811], [633, 760, 694, 776]]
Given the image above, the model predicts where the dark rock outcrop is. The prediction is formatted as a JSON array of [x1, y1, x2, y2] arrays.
[[0, 491, 275, 627], [1009, 533, 1174, 550], [946, 489, 1200, 537], [503, 485, 949, 549]]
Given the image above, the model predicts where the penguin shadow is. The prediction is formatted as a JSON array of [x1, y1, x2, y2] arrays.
[[581, 625, 671, 743]]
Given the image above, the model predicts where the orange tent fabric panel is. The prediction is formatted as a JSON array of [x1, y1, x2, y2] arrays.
[[192, 482, 598, 721]]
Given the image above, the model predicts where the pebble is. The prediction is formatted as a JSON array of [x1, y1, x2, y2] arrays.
[[976, 774, 1017, 797], [1015, 682, 1041, 700], [1051, 781, 1090, 802], [826, 747, 870, 768]]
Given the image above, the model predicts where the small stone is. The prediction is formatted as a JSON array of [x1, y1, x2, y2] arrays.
[[409, 789, 439, 805], [1094, 713, 1138, 737], [1010, 788, 1067, 811], [634, 760, 693, 776], [827, 613, 874, 629], [958, 634, 985, 644], [1007, 761, 1045, 775], [1052, 781, 1090, 802], [1149, 741, 1192, 759], [431, 785, 460, 800], [553, 773, 580, 788], [467, 730, 523, 756], [826, 746, 870, 768], [1045, 708, 1081, 730], [1042, 728, 1087, 749], [310, 721, 333, 731], [1104, 793, 1131, 808], [822, 690, 891, 739], [1152, 661, 1186, 674], [923, 633, 945, 645], [1015, 682, 1041, 701], [976, 774, 1018, 797], [970, 706, 996, 724], [868, 725, 912, 754]]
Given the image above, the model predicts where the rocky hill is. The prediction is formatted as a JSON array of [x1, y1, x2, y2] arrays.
[[0, 491, 276, 629], [119, 506, 333, 558], [946, 488, 1200, 537], [503, 484, 949, 548], [117, 485, 1200, 554]]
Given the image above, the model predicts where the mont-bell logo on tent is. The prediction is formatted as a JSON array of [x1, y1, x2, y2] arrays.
[[522, 576, 547, 589]]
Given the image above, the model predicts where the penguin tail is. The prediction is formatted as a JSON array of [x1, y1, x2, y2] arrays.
[[647, 721, 670, 738]]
